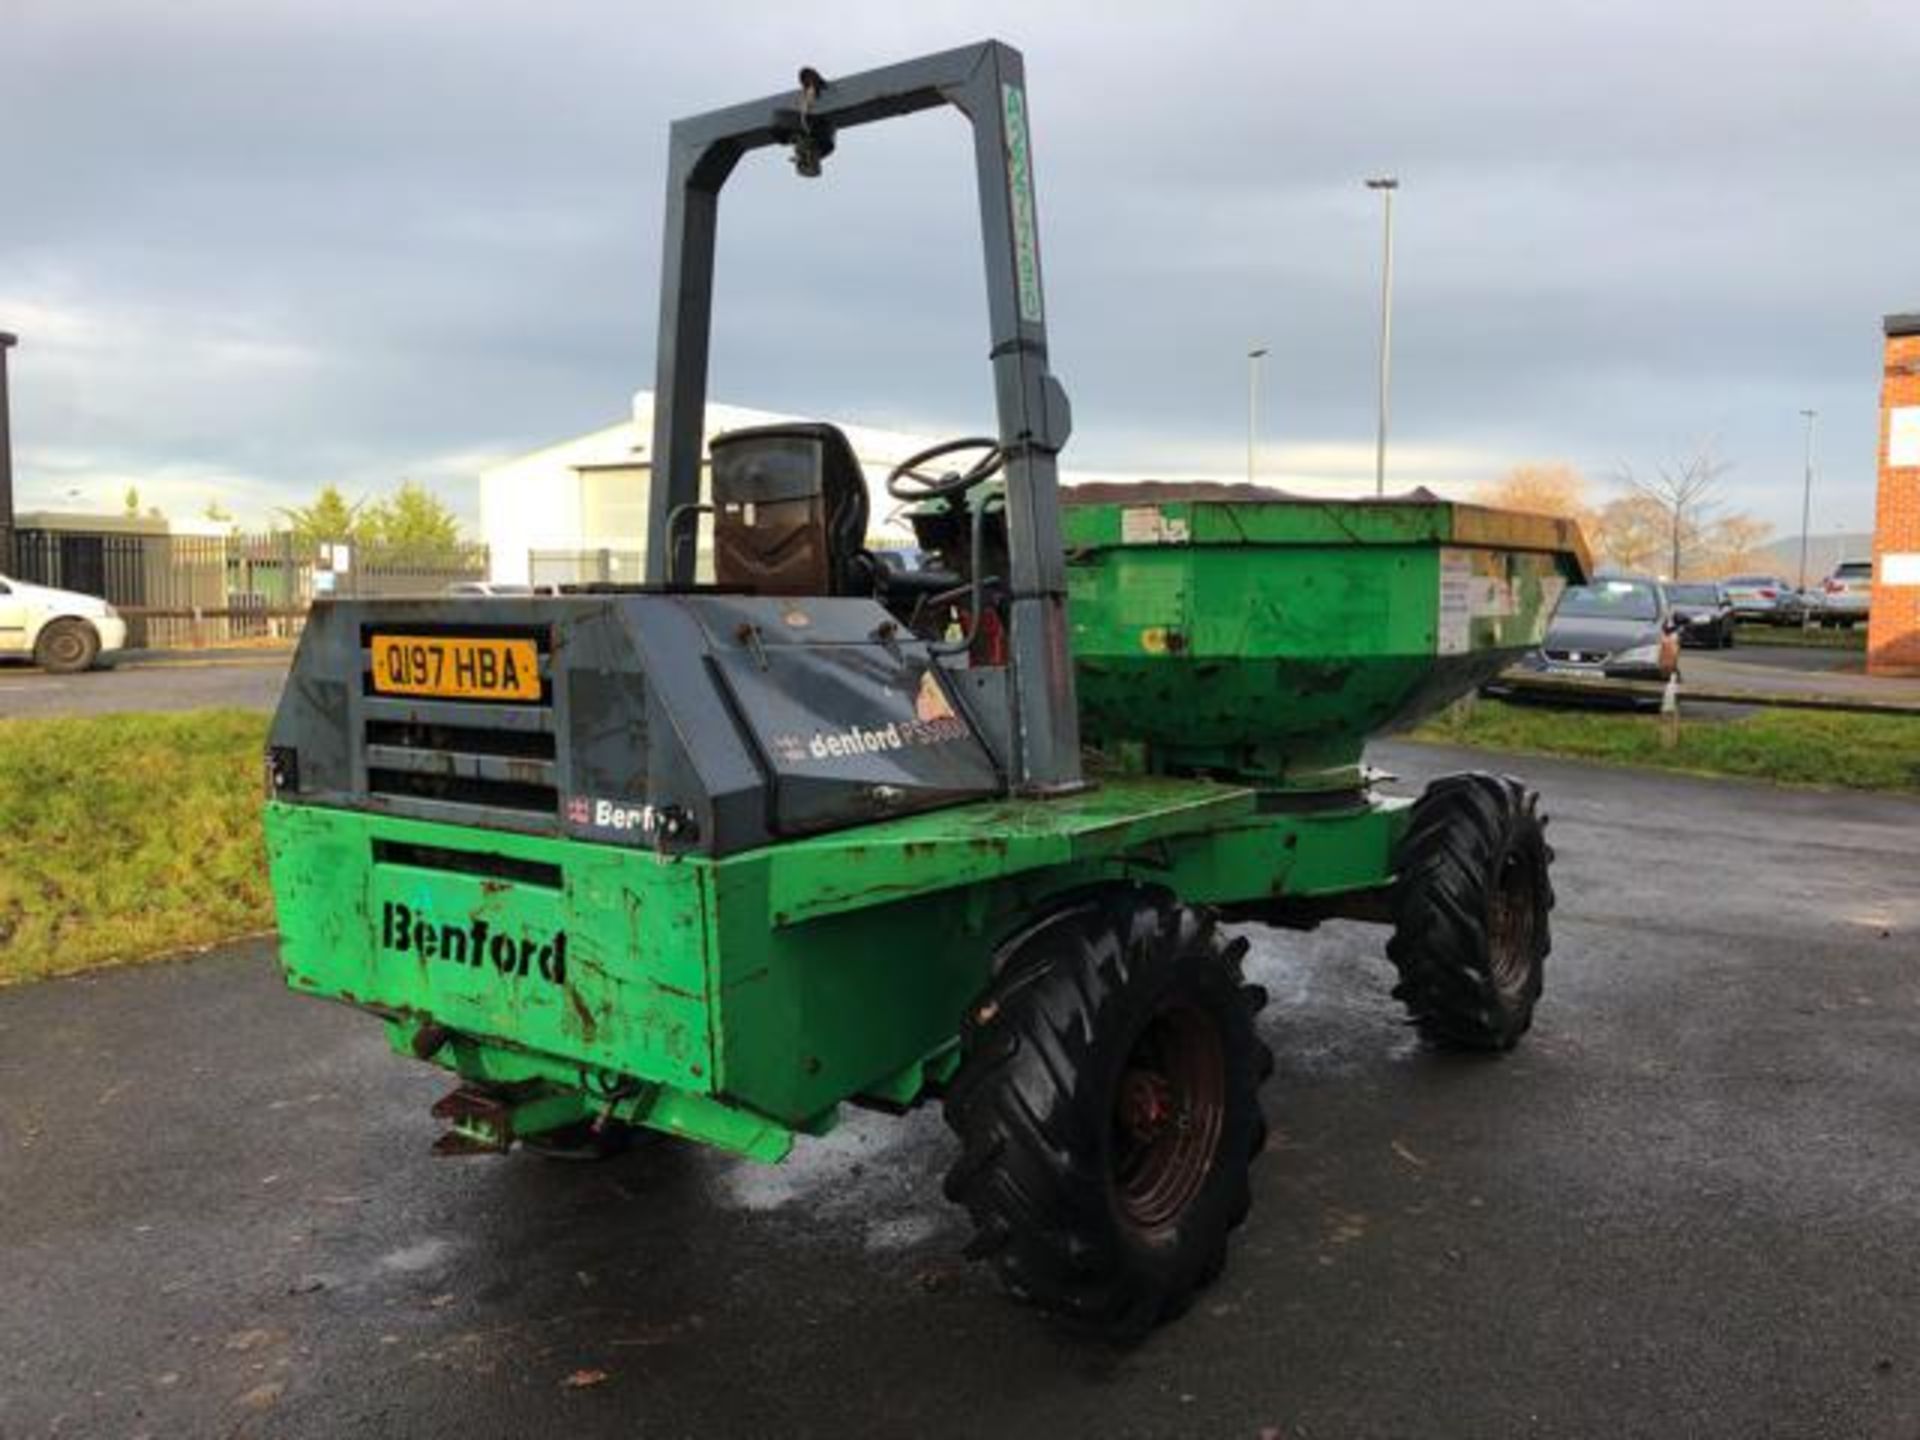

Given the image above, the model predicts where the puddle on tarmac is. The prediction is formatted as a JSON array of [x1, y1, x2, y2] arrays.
[[864, 1213, 943, 1251], [1241, 923, 1393, 1078], [378, 1237, 457, 1273], [717, 1107, 929, 1217]]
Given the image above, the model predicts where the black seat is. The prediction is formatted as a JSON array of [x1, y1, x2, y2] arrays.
[[708, 423, 871, 597]]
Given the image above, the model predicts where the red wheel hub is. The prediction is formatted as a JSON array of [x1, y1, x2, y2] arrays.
[[1119, 1068, 1177, 1143], [1110, 1001, 1227, 1237]]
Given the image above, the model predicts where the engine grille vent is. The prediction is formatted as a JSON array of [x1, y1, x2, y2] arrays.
[[358, 624, 558, 821]]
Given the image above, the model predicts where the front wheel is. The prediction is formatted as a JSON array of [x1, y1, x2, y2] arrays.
[[942, 885, 1271, 1337], [1387, 772, 1554, 1050], [35, 619, 100, 674]]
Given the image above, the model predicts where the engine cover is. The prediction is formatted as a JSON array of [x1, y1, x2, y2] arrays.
[[267, 592, 1001, 857]]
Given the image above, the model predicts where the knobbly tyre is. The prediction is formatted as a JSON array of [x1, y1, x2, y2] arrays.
[[262, 41, 1589, 1337]]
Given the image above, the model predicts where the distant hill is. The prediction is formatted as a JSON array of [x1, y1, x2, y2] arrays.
[[1752, 532, 1874, 582]]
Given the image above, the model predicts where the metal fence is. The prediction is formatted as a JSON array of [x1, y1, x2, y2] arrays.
[[11, 529, 490, 648], [333, 549, 494, 600]]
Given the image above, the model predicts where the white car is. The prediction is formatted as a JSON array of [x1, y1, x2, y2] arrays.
[[444, 581, 555, 597], [0, 574, 129, 672]]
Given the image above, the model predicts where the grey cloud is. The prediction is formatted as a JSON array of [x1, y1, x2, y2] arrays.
[[3, 0, 1915, 533]]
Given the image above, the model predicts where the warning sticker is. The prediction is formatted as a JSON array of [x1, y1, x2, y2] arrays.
[[1472, 573, 1516, 619], [1438, 550, 1474, 655], [1120, 507, 1190, 545], [1438, 548, 1528, 655]]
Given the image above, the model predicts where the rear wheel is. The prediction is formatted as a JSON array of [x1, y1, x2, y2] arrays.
[[943, 885, 1270, 1337], [35, 618, 100, 674], [1387, 772, 1553, 1050]]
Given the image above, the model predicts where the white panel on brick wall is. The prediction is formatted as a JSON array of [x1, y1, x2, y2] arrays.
[[1891, 407, 1920, 467], [1882, 552, 1920, 586]]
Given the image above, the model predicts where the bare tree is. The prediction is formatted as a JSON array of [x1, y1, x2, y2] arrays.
[[1700, 513, 1776, 577], [1481, 462, 1592, 523], [1593, 493, 1670, 572], [1482, 461, 1602, 553], [1614, 441, 1732, 579]]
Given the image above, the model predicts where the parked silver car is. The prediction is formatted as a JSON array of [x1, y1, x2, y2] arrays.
[[1721, 573, 1804, 625], [1817, 560, 1872, 627], [445, 581, 554, 597]]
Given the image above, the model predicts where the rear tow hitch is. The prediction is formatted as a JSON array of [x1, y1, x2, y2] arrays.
[[430, 1085, 517, 1156], [429, 1082, 596, 1157]]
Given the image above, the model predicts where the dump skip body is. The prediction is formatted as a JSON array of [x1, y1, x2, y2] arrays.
[[1064, 485, 1590, 789]]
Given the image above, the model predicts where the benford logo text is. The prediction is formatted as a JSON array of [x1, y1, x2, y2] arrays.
[[381, 901, 568, 986]]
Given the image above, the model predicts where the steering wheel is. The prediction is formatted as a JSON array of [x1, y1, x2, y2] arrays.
[[886, 437, 1006, 501]]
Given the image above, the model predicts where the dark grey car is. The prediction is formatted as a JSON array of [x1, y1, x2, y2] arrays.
[[1665, 582, 1736, 649], [1512, 575, 1681, 683]]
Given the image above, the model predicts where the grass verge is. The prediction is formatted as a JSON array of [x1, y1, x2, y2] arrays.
[[0, 710, 271, 985], [1413, 698, 1920, 793]]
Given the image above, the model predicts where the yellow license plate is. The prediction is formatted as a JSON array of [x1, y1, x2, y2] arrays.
[[370, 635, 541, 700]]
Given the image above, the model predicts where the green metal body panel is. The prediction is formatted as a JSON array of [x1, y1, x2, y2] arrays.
[[1064, 495, 1587, 787], [266, 803, 719, 1091], [264, 780, 1405, 1159]]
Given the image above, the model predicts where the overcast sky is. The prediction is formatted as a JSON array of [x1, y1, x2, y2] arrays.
[[4, 0, 1915, 540]]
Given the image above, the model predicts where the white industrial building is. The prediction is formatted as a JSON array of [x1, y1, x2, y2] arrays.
[[479, 391, 951, 586], [477, 392, 1472, 588]]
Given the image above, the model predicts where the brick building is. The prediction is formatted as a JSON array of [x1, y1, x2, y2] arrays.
[[1869, 313, 1920, 674]]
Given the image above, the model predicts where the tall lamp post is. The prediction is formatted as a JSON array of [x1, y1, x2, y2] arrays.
[[1797, 407, 1818, 627], [0, 332, 16, 575], [1246, 346, 1268, 485], [1365, 176, 1399, 497]]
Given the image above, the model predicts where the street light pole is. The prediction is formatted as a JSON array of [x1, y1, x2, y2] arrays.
[[1797, 407, 1817, 626], [1365, 177, 1398, 497], [1246, 346, 1268, 485], [0, 332, 15, 574]]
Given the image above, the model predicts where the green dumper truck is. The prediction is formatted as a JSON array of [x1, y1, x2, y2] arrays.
[[263, 42, 1588, 1335]]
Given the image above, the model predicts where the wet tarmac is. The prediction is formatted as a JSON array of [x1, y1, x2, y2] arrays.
[[1684, 643, 1920, 708], [0, 650, 289, 718], [3, 741, 1917, 1438]]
